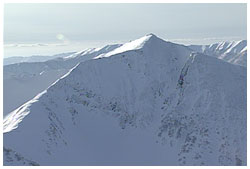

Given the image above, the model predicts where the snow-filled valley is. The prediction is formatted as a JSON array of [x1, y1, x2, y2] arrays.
[[3, 34, 247, 166]]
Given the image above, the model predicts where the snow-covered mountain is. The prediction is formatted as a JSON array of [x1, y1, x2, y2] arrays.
[[3, 44, 121, 117], [4, 38, 247, 117], [3, 34, 246, 165], [188, 40, 247, 67], [3, 52, 76, 65]]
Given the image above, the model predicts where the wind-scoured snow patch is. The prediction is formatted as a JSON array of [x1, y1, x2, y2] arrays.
[[39, 71, 45, 75], [240, 46, 247, 53]]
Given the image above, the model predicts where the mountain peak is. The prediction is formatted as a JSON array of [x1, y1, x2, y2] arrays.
[[3, 32, 247, 165], [143, 33, 162, 43], [94, 33, 164, 59], [146, 33, 157, 37]]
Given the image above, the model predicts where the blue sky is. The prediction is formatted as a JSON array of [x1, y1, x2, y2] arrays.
[[4, 3, 247, 57]]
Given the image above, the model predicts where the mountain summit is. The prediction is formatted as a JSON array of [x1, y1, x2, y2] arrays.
[[95, 33, 190, 60], [3, 34, 246, 166]]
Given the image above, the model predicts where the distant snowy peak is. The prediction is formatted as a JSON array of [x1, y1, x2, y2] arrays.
[[190, 40, 246, 53], [188, 40, 247, 66]]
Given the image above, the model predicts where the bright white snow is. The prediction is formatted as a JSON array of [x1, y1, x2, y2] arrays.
[[3, 34, 247, 166]]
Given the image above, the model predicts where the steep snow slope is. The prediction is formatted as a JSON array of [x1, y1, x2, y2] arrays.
[[3, 34, 246, 165], [158, 53, 246, 165], [188, 40, 247, 66], [3, 52, 76, 65], [3, 44, 121, 117]]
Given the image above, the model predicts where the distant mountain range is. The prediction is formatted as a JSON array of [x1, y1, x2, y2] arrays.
[[3, 52, 76, 65], [189, 40, 247, 67]]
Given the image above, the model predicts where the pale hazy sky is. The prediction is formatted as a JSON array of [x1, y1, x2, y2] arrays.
[[4, 3, 247, 57]]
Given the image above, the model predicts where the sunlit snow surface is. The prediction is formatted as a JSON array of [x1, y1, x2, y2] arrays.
[[189, 40, 247, 67], [3, 44, 122, 117], [3, 34, 247, 166], [95, 34, 154, 59]]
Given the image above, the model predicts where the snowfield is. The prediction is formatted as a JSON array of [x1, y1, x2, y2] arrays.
[[3, 34, 247, 165]]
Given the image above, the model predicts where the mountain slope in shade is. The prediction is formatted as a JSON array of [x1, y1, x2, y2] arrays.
[[3, 34, 246, 165], [3, 44, 121, 117], [3, 147, 39, 166], [188, 40, 247, 66]]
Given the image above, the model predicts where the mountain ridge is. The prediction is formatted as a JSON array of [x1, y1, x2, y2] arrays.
[[188, 40, 247, 66], [3, 34, 247, 165]]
